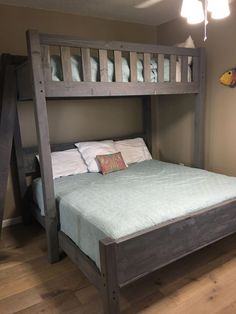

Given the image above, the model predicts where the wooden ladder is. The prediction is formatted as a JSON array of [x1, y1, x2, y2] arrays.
[[0, 55, 28, 234]]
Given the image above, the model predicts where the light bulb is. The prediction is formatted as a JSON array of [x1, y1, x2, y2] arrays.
[[211, 0, 230, 19], [181, 0, 195, 17], [207, 0, 214, 12], [187, 0, 204, 24]]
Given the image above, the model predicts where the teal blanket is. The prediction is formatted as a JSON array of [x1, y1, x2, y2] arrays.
[[33, 160, 236, 269]]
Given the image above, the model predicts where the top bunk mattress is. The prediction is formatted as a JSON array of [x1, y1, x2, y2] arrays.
[[33, 160, 236, 269]]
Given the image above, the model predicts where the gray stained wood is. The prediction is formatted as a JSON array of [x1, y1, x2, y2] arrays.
[[11, 111, 29, 224], [99, 49, 108, 82], [1, 223, 236, 313], [26, 30, 59, 263], [16, 31, 201, 100], [10, 30, 207, 314], [0, 65, 17, 234], [39, 32, 199, 56], [142, 96, 152, 154], [60, 46, 72, 82], [114, 51, 122, 82], [194, 48, 206, 169], [143, 53, 151, 82]]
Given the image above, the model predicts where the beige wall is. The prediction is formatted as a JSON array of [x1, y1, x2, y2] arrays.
[[1, 4, 157, 219], [156, 2, 236, 176]]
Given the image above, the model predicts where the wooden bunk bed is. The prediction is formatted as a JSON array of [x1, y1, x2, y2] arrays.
[[3, 30, 236, 314]]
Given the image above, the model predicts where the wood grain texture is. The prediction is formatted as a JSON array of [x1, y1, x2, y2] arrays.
[[11, 111, 29, 224], [81, 48, 91, 82], [41, 45, 51, 81], [142, 96, 152, 154], [60, 46, 72, 82], [39, 32, 199, 56], [2, 223, 236, 314], [181, 56, 188, 83], [130, 52, 137, 82], [116, 199, 236, 286], [99, 49, 108, 82], [194, 48, 206, 169], [0, 65, 17, 234], [143, 53, 151, 82], [26, 30, 59, 263], [100, 238, 120, 314], [17, 31, 201, 100], [170, 55, 177, 82], [158, 54, 164, 83], [44, 81, 199, 98], [114, 51, 122, 82], [58, 231, 102, 291]]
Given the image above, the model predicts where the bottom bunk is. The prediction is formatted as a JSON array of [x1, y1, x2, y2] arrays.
[[28, 156, 236, 313]]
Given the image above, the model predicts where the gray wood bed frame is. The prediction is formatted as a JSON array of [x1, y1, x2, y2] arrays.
[[2, 30, 236, 314]]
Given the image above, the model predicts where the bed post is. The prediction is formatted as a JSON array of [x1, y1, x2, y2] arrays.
[[26, 30, 60, 263], [194, 47, 206, 168], [142, 95, 152, 154], [99, 238, 120, 314]]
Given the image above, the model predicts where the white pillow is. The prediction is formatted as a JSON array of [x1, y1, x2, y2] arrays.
[[36, 149, 88, 179], [114, 138, 152, 165], [75, 140, 117, 172], [176, 35, 195, 65]]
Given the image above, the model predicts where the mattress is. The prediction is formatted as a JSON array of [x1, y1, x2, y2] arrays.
[[33, 160, 236, 269], [51, 55, 192, 83]]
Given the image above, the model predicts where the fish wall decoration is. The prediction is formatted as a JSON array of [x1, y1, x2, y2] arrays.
[[220, 68, 236, 88]]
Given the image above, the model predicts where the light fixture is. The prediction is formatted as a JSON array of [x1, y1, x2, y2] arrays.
[[187, 1, 204, 24], [181, 0, 194, 18], [180, 0, 230, 40], [211, 0, 230, 19]]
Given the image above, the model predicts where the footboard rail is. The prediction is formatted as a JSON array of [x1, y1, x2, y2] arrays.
[[114, 199, 236, 286]]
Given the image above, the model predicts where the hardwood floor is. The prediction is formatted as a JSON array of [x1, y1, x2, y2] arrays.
[[1, 223, 236, 313]]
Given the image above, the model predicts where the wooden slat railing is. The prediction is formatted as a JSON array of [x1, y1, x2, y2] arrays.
[[99, 49, 108, 82], [39, 37, 199, 87], [41, 45, 51, 81], [158, 54, 164, 83], [170, 55, 176, 82], [60, 47, 72, 82], [181, 56, 188, 83], [114, 51, 122, 82], [81, 48, 91, 82], [143, 53, 151, 83], [130, 52, 137, 82]]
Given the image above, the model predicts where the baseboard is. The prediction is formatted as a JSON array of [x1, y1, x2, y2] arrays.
[[2, 216, 22, 228]]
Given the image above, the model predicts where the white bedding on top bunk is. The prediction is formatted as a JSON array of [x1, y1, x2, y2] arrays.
[[50, 55, 192, 83]]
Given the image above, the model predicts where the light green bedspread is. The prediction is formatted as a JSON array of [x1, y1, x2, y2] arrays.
[[33, 160, 236, 269]]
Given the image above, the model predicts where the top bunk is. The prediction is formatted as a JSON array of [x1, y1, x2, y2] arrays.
[[17, 30, 205, 100]]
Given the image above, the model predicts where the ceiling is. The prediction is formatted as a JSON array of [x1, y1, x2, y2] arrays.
[[0, 0, 183, 26]]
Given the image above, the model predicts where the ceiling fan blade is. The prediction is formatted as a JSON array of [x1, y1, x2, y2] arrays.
[[135, 0, 164, 9]]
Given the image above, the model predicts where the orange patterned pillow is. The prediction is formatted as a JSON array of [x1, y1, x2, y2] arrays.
[[96, 152, 127, 175]]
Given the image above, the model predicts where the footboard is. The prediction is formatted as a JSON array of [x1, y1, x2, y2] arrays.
[[110, 200, 236, 286]]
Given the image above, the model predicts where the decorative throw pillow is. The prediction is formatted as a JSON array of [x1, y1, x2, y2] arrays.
[[96, 152, 127, 175]]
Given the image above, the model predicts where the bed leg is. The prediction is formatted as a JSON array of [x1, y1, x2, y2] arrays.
[[100, 238, 120, 314]]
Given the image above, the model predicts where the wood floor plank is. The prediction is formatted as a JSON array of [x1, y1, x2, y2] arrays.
[[1, 223, 236, 314], [0, 270, 89, 314]]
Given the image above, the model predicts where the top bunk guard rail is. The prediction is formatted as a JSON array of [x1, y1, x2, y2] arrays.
[[17, 30, 205, 100]]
